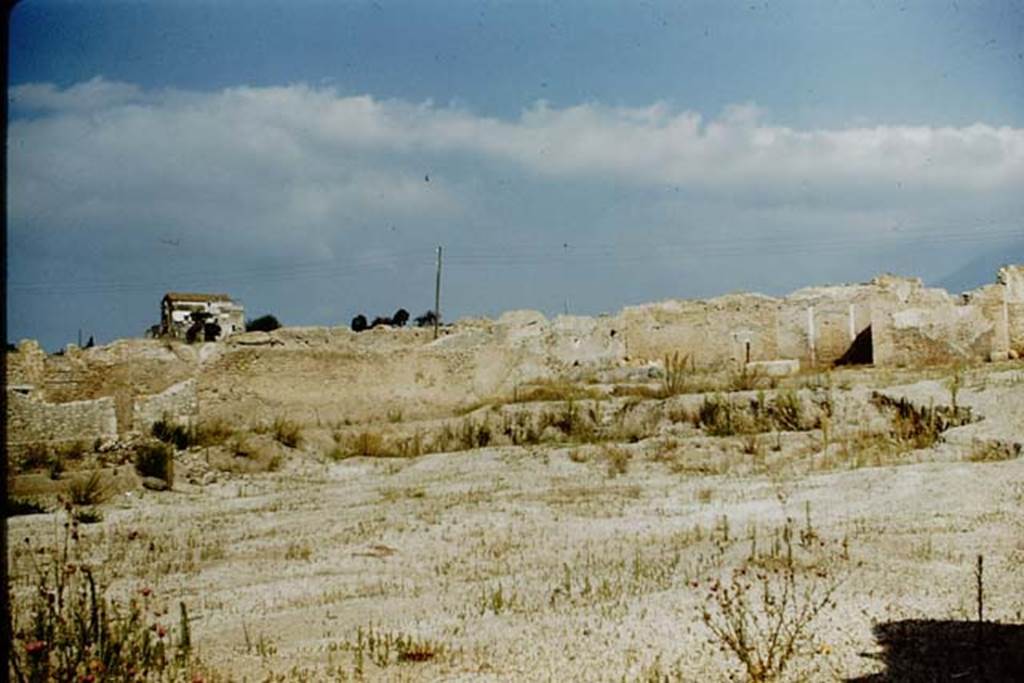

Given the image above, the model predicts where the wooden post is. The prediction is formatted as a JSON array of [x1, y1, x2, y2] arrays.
[[434, 245, 442, 340]]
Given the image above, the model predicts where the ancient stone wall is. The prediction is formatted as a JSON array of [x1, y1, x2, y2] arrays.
[[6, 266, 1021, 434], [999, 265, 1024, 354], [5, 389, 117, 450], [132, 379, 200, 432], [617, 294, 780, 369]]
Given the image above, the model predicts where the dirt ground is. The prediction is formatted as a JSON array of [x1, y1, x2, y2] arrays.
[[7, 362, 1024, 681]]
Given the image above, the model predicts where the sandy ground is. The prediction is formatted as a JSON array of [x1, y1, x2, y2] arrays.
[[8, 365, 1024, 681]]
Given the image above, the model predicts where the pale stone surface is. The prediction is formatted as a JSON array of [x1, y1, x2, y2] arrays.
[[746, 359, 801, 376]]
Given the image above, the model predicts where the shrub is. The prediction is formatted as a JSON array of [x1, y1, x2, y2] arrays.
[[48, 454, 65, 480], [19, 442, 51, 472], [72, 507, 104, 524], [194, 418, 235, 446], [604, 445, 631, 477], [350, 430, 386, 457], [660, 351, 691, 397], [245, 314, 282, 332], [967, 440, 1020, 462], [6, 498, 48, 517], [56, 440, 88, 461], [392, 308, 410, 327], [699, 394, 743, 436], [271, 417, 303, 448], [134, 441, 175, 487], [151, 418, 193, 450], [67, 470, 108, 506], [729, 364, 766, 392], [701, 522, 846, 682], [770, 390, 803, 431], [9, 518, 201, 681], [414, 310, 437, 328]]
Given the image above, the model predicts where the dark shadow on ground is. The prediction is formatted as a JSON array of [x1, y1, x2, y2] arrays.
[[849, 619, 1024, 682]]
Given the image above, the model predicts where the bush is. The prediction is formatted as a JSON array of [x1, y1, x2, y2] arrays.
[[67, 470, 108, 506], [660, 351, 690, 397], [193, 418, 235, 446], [770, 389, 804, 431], [699, 394, 744, 436], [414, 310, 437, 328], [603, 445, 631, 477], [6, 498, 48, 517], [245, 314, 281, 332], [19, 442, 51, 472], [351, 314, 368, 332], [701, 522, 846, 682], [151, 418, 193, 450], [350, 430, 385, 457], [135, 441, 175, 487], [9, 517, 201, 681], [271, 417, 303, 448]]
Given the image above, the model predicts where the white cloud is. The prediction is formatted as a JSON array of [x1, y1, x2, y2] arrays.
[[7, 79, 1023, 341], [9, 76, 146, 112], [10, 79, 1023, 235]]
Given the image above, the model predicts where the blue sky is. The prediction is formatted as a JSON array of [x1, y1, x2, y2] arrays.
[[8, 0, 1024, 349]]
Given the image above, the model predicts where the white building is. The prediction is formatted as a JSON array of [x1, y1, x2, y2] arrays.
[[160, 292, 245, 341]]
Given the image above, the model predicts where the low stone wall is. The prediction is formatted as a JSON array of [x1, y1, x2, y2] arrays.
[[132, 379, 199, 432], [5, 389, 117, 450]]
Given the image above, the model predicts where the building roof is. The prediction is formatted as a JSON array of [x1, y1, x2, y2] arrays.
[[163, 292, 233, 303]]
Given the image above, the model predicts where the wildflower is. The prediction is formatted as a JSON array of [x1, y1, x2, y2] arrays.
[[25, 640, 47, 655], [140, 587, 152, 598], [157, 624, 167, 639]]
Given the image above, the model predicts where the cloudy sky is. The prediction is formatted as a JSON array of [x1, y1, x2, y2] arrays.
[[8, 1, 1024, 350]]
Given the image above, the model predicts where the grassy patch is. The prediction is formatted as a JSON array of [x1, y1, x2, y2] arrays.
[[271, 417, 303, 448], [67, 470, 108, 506]]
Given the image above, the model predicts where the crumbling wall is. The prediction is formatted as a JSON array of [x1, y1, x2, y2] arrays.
[[6, 266, 1021, 432], [132, 379, 200, 432], [5, 390, 117, 450], [871, 299, 998, 367], [617, 294, 780, 369], [779, 286, 876, 366], [999, 265, 1024, 354]]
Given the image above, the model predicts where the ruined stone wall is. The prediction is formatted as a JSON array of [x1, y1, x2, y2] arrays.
[[6, 266, 1020, 434], [871, 299, 998, 367], [5, 390, 117, 449], [1000, 265, 1024, 354], [778, 288, 876, 366], [132, 379, 200, 432], [617, 294, 780, 369]]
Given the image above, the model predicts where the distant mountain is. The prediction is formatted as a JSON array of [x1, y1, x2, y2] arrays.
[[936, 241, 1024, 293]]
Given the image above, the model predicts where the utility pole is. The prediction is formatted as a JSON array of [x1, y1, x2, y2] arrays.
[[434, 245, 443, 340]]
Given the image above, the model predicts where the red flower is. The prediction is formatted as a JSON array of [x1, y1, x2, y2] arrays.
[[140, 587, 152, 597], [25, 640, 47, 655], [157, 625, 167, 639]]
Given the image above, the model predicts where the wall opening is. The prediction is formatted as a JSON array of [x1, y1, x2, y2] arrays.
[[836, 325, 873, 366]]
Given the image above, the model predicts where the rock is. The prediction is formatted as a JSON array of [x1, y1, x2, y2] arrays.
[[1009, 349, 1020, 361], [201, 471, 218, 485], [746, 359, 801, 377], [989, 351, 1010, 363], [141, 476, 169, 491]]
